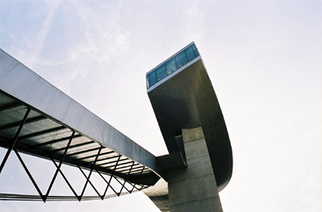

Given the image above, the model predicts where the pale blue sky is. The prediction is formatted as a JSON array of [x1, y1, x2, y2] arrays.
[[0, 0, 321, 211]]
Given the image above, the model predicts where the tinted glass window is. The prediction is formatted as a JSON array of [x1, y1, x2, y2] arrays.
[[156, 65, 166, 81], [146, 75, 150, 88], [147, 43, 200, 88], [149, 71, 157, 87], [175, 51, 188, 69], [166, 57, 176, 74], [191, 44, 199, 57], [185, 46, 195, 61]]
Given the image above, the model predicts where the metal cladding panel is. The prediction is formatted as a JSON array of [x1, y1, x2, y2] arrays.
[[0, 49, 160, 186], [147, 56, 233, 191]]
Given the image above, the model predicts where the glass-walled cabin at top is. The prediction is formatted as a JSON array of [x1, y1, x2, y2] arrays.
[[146, 42, 200, 90]]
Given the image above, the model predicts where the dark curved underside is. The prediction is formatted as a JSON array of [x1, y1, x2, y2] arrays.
[[148, 58, 232, 191]]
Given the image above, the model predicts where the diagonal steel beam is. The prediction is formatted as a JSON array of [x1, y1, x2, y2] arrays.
[[50, 156, 79, 200], [119, 161, 135, 194], [79, 146, 102, 201], [44, 131, 75, 202], [0, 108, 30, 173], [103, 155, 122, 197], [97, 171, 112, 198], [14, 149, 45, 202], [132, 166, 146, 192], [78, 167, 103, 200]]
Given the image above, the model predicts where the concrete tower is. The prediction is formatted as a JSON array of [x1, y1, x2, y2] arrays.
[[144, 42, 233, 212]]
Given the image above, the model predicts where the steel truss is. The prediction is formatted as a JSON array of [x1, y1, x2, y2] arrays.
[[0, 104, 150, 201]]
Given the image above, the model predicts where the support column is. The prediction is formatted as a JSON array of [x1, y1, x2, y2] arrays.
[[167, 127, 223, 212]]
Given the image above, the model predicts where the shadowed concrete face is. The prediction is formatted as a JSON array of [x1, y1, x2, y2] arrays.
[[167, 127, 222, 212], [144, 127, 223, 212], [143, 179, 169, 211]]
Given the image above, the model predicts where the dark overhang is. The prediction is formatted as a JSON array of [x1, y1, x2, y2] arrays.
[[0, 48, 160, 187], [146, 42, 233, 191]]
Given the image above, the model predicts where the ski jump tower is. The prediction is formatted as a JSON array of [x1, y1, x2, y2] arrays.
[[145, 42, 232, 211], [0, 42, 232, 211]]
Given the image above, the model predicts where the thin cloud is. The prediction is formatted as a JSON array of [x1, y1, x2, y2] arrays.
[[68, 0, 130, 63], [28, 0, 61, 68], [184, 0, 205, 41]]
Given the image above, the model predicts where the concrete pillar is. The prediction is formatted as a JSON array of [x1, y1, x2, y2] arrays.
[[167, 127, 223, 212]]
